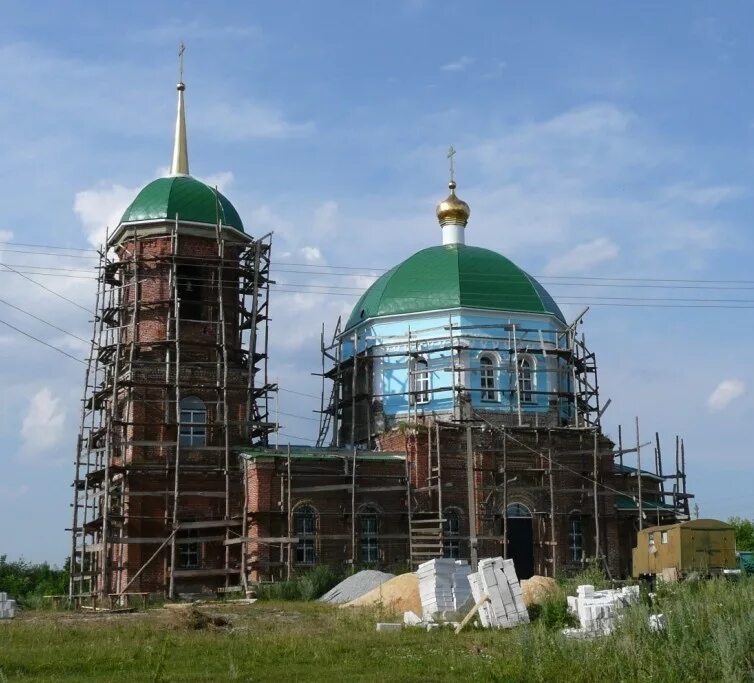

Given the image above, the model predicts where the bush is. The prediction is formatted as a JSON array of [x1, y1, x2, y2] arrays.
[[0, 555, 69, 607], [255, 565, 342, 602]]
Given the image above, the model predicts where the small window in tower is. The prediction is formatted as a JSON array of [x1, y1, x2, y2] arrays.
[[518, 357, 534, 403], [179, 396, 207, 447], [176, 263, 204, 320], [480, 354, 498, 402], [410, 357, 430, 405]]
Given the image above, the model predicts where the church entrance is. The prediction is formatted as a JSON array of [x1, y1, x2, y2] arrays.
[[504, 503, 534, 579]]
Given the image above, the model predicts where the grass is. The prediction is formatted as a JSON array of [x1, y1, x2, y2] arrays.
[[1, 578, 753, 682]]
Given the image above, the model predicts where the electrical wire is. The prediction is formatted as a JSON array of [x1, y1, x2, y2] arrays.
[[0, 263, 91, 312], [0, 297, 89, 344], [0, 317, 86, 365]]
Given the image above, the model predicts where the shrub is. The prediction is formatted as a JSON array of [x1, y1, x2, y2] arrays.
[[255, 565, 342, 601]]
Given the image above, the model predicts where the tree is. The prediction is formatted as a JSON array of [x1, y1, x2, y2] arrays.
[[728, 517, 754, 551]]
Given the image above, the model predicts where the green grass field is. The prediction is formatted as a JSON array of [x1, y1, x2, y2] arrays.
[[1, 578, 753, 682]]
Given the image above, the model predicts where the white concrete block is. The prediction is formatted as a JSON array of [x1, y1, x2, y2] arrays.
[[376, 623, 403, 632]]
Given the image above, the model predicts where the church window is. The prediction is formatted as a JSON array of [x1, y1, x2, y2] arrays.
[[179, 396, 207, 447], [294, 505, 317, 564], [480, 354, 498, 402], [442, 508, 461, 559], [518, 357, 534, 403], [176, 263, 204, 320], [178, 529, 200, 569], [411, 357, 430, 405], [568, 512, 583, 563], [359, 506, 380, 564]]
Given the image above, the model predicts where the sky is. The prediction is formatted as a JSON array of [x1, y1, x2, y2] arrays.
[[1, 1, 753, 564]]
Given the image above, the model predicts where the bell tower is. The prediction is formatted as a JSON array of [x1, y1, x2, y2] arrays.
[[69, 54, 275, 601]]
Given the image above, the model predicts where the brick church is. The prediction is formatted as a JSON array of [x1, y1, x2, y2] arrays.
[[70, 69, 691, 601]]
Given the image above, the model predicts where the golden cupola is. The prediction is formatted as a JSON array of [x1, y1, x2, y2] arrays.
[[436, 180, 471, 226]]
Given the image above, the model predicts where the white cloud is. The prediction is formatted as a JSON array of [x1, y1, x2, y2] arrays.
[[73, 183, 139, 247], [313, 201, 338, 238], [660, 183, 745, 207], [21, 388, 66, 457], [442, 56, 474, 72], [200, 101, 314, 141], [543, 237, 619, 275], [199, 171, 234, 193], [707, 379, 745, 413], [300, 246, 323, 263]]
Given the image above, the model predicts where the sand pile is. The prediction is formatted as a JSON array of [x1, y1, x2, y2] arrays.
[[520, 575, 558, 607], [319, 569, 395, 604], [342, 572, 421, 615]]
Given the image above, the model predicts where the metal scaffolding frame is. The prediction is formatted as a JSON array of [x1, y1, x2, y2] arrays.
[[69, 220, 275, 602]]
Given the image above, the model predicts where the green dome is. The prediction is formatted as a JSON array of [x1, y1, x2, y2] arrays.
[[346, 244, 564, 330], [119, 176, 244, 232]]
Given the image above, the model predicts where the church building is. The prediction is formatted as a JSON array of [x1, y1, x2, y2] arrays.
[[70, 66, 692, 601]]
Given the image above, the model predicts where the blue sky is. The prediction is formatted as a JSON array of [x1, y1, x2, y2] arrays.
[[1, 1, 753, 563]]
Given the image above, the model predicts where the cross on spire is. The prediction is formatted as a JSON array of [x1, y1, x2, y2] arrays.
[[447, 145, 456, 184], [178, 42, 186, 83]]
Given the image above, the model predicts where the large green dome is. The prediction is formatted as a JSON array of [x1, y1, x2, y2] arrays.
[[346, 244, 564, 329], [119, 176, 244, 232]]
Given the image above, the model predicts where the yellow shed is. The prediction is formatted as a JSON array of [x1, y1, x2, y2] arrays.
[[632, 519, 736, 578]]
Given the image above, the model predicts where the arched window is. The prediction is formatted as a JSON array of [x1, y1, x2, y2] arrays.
[[359, 506, 380, 564], [505, 502, 532, 519], [568, 512, 584, 563], [176, 263, 204, 320], [518, 357, 534, 403], [179, 396, 207, 447], [442, 508, 461, 559], [480, 354, 498, 402], [410, 357, 430, 405], [294, 505, 316, 564]]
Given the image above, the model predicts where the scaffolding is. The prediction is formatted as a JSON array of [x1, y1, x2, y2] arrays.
[[309, 314, 692, 575], [69, 220, 275, 602]]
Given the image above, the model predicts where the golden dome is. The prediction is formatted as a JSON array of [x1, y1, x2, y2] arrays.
[[436, 180, 470, 225]]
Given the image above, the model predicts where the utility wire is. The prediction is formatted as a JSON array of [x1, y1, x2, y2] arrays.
[[0, 263, 91, 312], [0, 297, 89, 344], [0, 317, 86, 365]]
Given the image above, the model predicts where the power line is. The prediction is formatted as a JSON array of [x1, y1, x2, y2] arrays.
[[0, 240, 97, 253], [0, 298, 89, 344], [279, 388, 322, 400], [0, 317, 86, 365], [0, 263, 91, 312]]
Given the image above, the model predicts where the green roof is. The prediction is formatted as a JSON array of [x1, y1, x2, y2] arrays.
[[120, 176, 244, 232], [346, 244, 564, 329]]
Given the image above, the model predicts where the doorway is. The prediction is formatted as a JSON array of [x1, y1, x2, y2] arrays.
[[504, 503, 534, 579]]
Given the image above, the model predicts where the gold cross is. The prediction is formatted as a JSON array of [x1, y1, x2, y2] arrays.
[[447, 145, 456, 183], [178, 42, 186, 83]]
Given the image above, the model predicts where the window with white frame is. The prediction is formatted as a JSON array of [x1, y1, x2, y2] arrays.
[[179, 396, 207, 447], [480, 354, 498, 402], [294, 505, 316, 564], [178, 529, 200, 569], [359, 506, 380, 564], [411, 357, 430, 405], [518, 357, 534, 403], [442, 509, 461, 559], [568, 513, 584, 563]]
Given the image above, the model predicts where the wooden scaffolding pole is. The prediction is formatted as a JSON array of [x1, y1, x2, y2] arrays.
[[169, 218, 182, 599], [465, 426, 478, 570], [593, 430, 600, 560]]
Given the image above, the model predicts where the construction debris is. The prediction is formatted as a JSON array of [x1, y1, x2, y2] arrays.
[[520, 575, 558, 607], [0, 592, 17, 619], [563, 584, 640, 637], [375, 622, 402, 632], [468, 557, 529, 629], [403, 611, 423, 626], [319, 570, 395, 604], [417, 558, 472, 619], [342, 573, 421, 615]]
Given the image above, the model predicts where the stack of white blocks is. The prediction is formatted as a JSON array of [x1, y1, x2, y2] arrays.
[[565, 584, 640, 635], [0, 592, 17, 619], [468, 557, 529, 629], [417, 558, 472, 619]]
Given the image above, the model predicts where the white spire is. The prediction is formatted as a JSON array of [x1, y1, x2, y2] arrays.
[[170, 43, 189, 176]]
